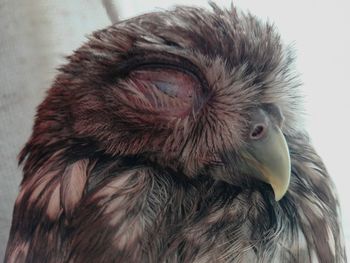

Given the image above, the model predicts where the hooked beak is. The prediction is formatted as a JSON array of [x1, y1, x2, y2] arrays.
[[244, 109, 291, 201], [251, 127, 290, 201]]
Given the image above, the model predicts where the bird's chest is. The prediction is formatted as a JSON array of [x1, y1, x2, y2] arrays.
[[147, 186, 296, 262]]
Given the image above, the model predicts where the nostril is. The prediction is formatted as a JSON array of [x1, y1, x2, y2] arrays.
[[250, 124, 267, 140]]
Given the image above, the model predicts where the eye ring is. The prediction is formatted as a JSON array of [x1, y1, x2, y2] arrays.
[[250, 123, 267, 140]]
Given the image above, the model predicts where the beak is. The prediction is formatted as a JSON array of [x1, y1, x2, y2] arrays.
[[245, 126, 291, 201]]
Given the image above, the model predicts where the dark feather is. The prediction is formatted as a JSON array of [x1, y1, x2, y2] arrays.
[[5, 4, 346, 263]]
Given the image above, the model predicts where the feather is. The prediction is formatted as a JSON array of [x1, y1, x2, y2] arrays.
[[5, 3, 346, 263]]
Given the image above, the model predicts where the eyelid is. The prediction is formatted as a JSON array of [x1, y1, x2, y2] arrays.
[[154, 81, 177, 97], [119, 53, 209, 93], [131, 68, 199, 100]]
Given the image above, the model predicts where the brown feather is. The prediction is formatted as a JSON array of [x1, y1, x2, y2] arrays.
[[5, 3, 346, 263]]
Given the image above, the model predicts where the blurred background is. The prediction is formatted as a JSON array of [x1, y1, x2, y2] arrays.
[[0, 0, 349, 259]]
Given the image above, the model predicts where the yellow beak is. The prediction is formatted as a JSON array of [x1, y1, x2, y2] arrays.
[[245, 127, 291, 201]]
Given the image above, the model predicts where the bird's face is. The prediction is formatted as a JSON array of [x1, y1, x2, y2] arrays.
[[64, 5, 301, 200]]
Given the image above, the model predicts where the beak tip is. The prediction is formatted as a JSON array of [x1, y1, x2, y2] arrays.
[[271, 179, 290, 202], [274, 192, 284, 202]]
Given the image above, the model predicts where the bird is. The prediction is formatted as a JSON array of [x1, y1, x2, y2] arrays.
[[5, 3, 347, 263]]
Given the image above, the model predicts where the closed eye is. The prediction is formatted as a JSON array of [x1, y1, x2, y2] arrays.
[[154, 81, 178, 97], [130, 68, 200, 101]]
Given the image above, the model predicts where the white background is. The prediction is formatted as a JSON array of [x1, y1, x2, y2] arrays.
[[0, 0, 349, 259]]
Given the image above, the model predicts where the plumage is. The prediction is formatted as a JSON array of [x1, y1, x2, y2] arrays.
[[5, 4, 346, 263]]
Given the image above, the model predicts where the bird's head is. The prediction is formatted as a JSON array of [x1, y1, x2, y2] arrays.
[[44, 4, 302, 201]]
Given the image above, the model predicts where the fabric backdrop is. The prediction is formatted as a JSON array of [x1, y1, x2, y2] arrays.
[[0, 0, 111, 258]]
